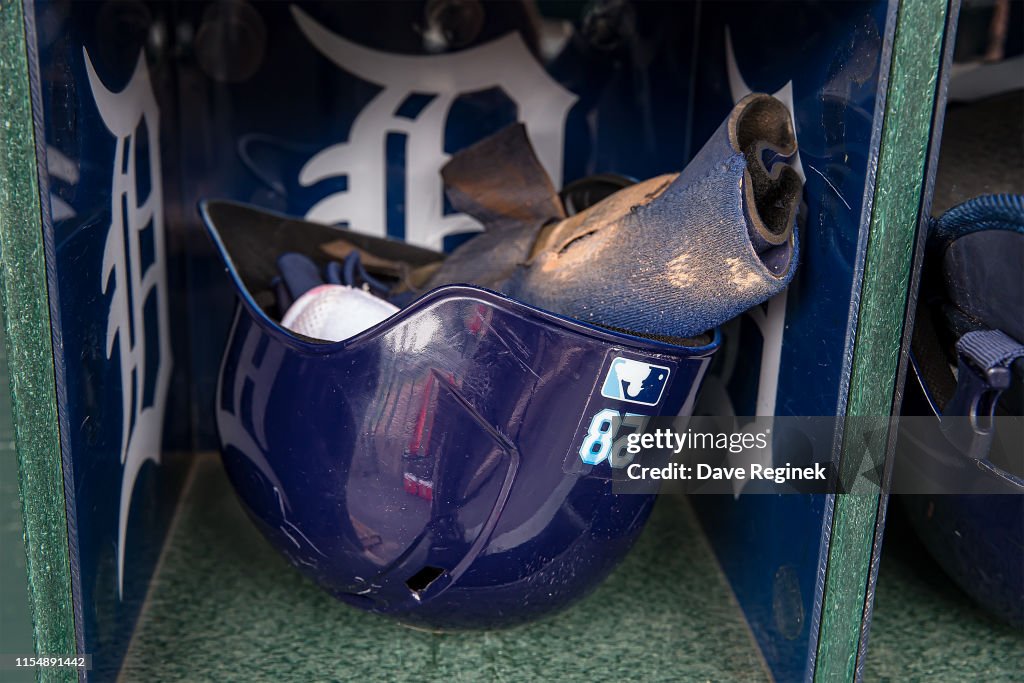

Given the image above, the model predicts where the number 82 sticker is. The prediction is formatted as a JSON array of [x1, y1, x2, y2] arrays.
[[578, 410, 651, 468]]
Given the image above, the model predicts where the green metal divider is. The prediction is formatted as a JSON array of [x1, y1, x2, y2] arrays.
[[0, 1, 77, 680], [814, 0, 950, 680]]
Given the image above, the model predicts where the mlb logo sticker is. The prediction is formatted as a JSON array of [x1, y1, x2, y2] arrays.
[[601, 357, 671, 406]]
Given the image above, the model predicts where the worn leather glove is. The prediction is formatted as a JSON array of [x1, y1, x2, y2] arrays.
[[426, 93, 802, 339]]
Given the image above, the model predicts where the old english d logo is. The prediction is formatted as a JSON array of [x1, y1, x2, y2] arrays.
[[85, 48, 173, 598], [291, 5, 578, 251]]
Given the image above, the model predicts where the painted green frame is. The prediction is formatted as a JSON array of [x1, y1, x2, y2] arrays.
[[0, 0, 77, 680], [814, 0, 951, 680]]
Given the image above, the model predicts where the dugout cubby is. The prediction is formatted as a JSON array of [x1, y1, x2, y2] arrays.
[[0, 1, 956, 680]]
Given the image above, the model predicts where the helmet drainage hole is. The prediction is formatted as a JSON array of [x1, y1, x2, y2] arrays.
[[405, 566, 446, 594]]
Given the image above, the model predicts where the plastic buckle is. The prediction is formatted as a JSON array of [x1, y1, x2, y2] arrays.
[[940, 356, 1011, 461]]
